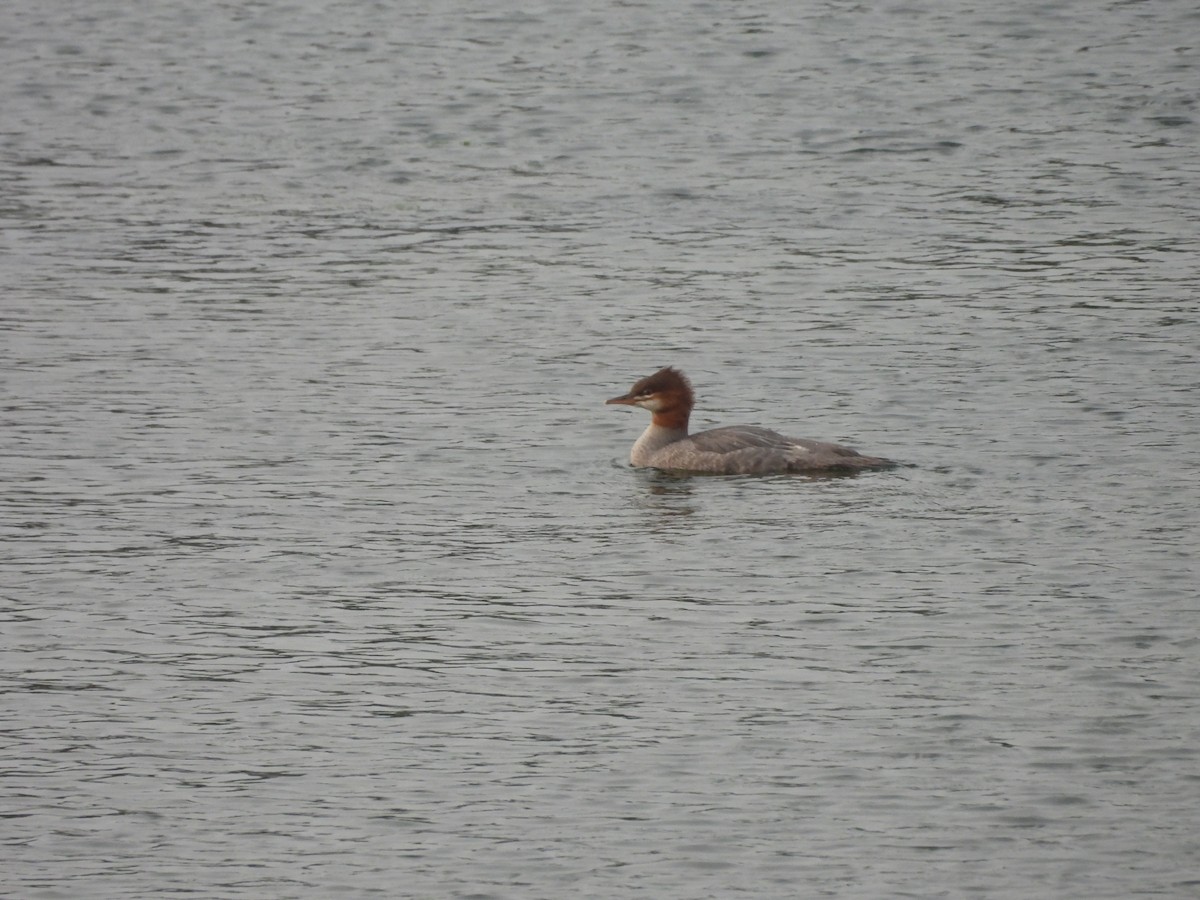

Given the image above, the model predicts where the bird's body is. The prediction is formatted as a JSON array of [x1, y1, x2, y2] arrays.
[[607, 367, 893, 475]]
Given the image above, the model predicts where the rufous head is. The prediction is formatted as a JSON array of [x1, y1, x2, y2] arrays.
[[606, 366, 694, 428]]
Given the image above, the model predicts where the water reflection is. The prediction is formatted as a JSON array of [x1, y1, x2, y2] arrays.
[[629, 469, 700, 520]]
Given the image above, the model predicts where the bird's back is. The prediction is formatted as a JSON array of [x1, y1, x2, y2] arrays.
[[647, 425, 893, 475]]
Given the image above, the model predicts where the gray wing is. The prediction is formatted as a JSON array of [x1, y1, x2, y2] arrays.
[[661, 426, 891, 475], [686, 426, 816, 453]]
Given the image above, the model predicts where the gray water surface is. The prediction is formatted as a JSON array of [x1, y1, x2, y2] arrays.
[[3, 1, 1199, 897]]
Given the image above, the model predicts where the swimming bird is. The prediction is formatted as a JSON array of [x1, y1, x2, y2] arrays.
[[606, 366, 893, 475]]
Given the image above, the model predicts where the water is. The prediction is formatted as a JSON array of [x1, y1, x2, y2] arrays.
[[3, 0, 1199, 897]]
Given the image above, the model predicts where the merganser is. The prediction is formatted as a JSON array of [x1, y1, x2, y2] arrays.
[[606, 367, 894, 475]]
